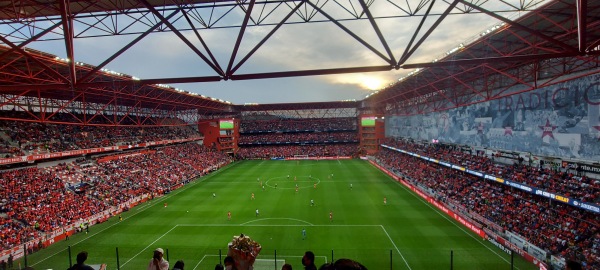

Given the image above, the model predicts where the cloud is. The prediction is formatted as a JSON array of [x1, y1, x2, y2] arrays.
[[15, 0, 545, 104]]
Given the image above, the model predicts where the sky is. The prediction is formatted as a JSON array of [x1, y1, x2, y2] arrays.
[[18, 0, 550, 105]]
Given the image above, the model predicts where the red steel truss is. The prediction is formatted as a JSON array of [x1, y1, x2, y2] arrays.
[[364, 0, 600, 115], [0, 0, 598, 122], [235, 101, 360, 118]]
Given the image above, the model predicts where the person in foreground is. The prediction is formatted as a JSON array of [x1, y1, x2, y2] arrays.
[[67, 251, 94, 270], [318, 258, 367, 270], [172, 260, 184, 270], [302, 251, 317, 270], [147, 248, 169, 270], [224, 256, 237, 270]]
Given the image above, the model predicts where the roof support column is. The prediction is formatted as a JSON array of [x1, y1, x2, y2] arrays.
[[576, 0, 587, 54]]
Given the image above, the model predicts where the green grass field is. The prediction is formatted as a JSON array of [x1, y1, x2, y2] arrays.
[[22, 160, 537, 270]]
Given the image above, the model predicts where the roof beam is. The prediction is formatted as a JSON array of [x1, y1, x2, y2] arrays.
[[230, 65, 393, 80]]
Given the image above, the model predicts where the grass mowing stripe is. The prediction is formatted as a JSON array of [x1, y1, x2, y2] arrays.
[[380, 225, 412, 270], [30, 161, 238, 268], [23, 160, 535, 270], [120, 225, 179, 268], [382, 167, 521, 270]]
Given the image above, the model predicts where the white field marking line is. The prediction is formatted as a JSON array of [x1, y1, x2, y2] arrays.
[[295, 163, 318, 167], [135, 202, 152, 211], [143, 224, 393, 269], [254, 255, 326, 259], [120, 225, 179, 268], [192, 254, 209, 270], [337, 159, 342, 165], [255, 255, 329, 266], [177, 224, 318, 227], [31, 165, 230, 267], [176, 223, 390, 227], [389, 178, 521, 269], [220, 181, 273, 184], [265, 176, 321, 190], [380, 225, 412, 270], [176, 223, 388, 227], [193, 254, 328, 270], [241, 218, 314, 225]]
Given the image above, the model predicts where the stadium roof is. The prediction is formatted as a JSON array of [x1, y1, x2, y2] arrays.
[[0, 0, 598, 117], [363, 0, 600, 115]]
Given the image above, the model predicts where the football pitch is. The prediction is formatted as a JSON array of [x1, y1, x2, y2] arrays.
[[24, 159, 536, 270]]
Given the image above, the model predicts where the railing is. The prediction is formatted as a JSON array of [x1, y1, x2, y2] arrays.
[[18, 247, 536, 270]]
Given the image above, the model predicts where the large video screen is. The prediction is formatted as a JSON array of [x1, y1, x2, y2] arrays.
[[219, 119, 235, 129], [361, 116, 376, 127]]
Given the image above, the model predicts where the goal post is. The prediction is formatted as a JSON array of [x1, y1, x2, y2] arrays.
[[252, 258, 287, 270]]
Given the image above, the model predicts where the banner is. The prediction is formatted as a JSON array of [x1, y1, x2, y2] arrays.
[[506, 231, 527, 250], [485, 230, 547, 268], [561, 160, 600, 174], [386, 72, 600, 160]]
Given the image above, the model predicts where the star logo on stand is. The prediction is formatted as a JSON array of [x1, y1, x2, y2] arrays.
[[504, 126, 513, 136], [539, 119, 557, 139], [594, 125, 600, 139]]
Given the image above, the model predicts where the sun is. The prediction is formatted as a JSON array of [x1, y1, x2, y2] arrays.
[[360, 76, 386, 90]]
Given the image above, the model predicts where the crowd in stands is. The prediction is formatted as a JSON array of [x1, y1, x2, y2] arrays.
[[0, 216, 39, 254], [381, 139, 600, 203], [237, 117, 359, 159], [238, 132, 358, 144], [0, 143, 230, 252], [0, 166, 109, 249], [376, 139, 599, 269], [0, 111, 200, 157], [236, 144, 358, 159], [240, 118, 356, 133]]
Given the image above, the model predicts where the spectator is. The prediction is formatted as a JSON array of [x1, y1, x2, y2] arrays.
[[223, 256, 237, 270], [172, 260, 184, 270], [147, 248, 169, 270], [302, 251, 317, 270], [67, 251, 94, 270], [329, 259, 367, 270]]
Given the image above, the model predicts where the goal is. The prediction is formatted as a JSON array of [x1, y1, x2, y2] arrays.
[[252, 258, 287, 270]]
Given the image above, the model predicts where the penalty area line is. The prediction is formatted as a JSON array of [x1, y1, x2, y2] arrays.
[[120, 225, 179, 268], [380, 225, 412, 270]]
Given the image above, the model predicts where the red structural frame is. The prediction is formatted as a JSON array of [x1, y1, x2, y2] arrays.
[[0, 0, 598, 123]]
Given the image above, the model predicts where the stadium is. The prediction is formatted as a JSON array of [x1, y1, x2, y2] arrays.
[[0, 0, 599, 270]]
